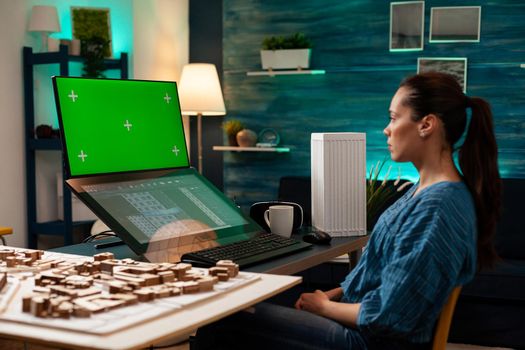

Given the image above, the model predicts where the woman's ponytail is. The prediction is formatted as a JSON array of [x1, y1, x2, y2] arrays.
[[459, 97, 501, 269]]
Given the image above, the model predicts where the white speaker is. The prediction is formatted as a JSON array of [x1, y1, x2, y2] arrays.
[[311, 132, 366, 237]]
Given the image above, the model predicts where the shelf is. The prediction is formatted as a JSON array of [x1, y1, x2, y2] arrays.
[[246, 69, 326, 77], [28, 138, 62, 150], [213, 146, 290, 152], [26, 47, 125, 69]]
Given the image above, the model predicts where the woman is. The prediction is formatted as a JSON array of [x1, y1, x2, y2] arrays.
[[193, 72, 501, 349]]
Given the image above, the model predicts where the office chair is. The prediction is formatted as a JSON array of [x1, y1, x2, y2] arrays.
[[432, 286, 462, 350], [0, 226, 13, 245], [278, 176, 312, 226]]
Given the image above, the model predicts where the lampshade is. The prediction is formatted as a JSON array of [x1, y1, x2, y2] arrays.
[[28, 5, 60, 33], [179, 64, 226, 116]]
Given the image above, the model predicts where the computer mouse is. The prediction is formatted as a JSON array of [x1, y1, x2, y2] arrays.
[[302, 230, 332, 245]]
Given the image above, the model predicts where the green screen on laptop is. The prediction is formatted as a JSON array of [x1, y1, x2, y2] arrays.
[[53, 77, 189, 177]]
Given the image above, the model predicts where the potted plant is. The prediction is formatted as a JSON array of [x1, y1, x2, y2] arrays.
[[366, 160, 412, 230], [80, 36, 110, 78], [222, 119, 244, 146], [260, 32, 313, 70]]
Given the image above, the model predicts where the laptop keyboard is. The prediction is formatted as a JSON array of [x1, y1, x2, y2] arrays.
[[181, 233, 312, 268]]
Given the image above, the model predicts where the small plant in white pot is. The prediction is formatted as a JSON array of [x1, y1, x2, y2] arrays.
[[260, 33, 313, 70]]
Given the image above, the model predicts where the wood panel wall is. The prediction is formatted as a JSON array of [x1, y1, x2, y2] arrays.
[[222, 0, 525, 209]]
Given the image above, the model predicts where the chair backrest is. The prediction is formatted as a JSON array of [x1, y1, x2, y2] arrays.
[[278, 176, 312, 226], [432, 286, 462, 350], [0, 226, 13, 245]]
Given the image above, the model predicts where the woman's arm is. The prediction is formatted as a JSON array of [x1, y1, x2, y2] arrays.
[[324, 287, 344, 301], [295, 289, 361, 328]]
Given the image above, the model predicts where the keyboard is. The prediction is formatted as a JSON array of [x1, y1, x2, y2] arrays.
[[181, 233, 312, 268]]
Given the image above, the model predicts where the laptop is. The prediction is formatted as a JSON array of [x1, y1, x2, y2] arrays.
[[52, 76, 311, 267]]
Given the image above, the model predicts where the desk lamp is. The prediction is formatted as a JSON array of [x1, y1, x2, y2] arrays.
[[28, 5, 61, 52], [179, 63, 226, 173]]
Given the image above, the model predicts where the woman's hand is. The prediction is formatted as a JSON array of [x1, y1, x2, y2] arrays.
[[295, 289, 361, 327], [295, 290, 331, 316]]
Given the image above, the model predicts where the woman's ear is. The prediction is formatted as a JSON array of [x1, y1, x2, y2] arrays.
[[419, 114, 438, 135]]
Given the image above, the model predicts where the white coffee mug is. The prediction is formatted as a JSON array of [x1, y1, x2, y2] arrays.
[[264, 205, 294, 237]]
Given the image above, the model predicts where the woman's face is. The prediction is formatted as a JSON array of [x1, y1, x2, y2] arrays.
[[384, 87, 423, 162]]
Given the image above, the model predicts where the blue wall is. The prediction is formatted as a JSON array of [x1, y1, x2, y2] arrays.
[[222, 0, 525, 209]]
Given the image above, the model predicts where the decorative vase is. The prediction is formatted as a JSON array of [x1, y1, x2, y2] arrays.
[[227, 134, 238, 146], [260, 49, 311, 70], [236, 129, 257, 147]]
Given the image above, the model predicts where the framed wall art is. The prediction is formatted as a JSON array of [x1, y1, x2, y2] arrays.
[[430, 6, 481, 43], [417, 57, 468, 93], [390, 1, 425, 51]]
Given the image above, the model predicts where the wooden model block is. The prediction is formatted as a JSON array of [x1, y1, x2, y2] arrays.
[[5, 256, 16, 267], [133, 289, 155, 302], [30, 296, 46, 317], [216, 260, 239, 277], [139, 273, 160, 286], [0, 272, 6, 292], [100, 260, 121, 273], [158, 270, 175, 283], [217, 273, 229, 282], [23, 250, 41, 262], [72, 300, 105, 313], [57, 301, 73, 318], [111, 293, 138, 306], [125, 266, 157, 275], [179, 281, 200, 294], [73, 305, 92, 318], [209, 267, 231, 281], [75, 287, 102, 298], [93, 252, 115, 262], [171, 263, 191, 279], [22, 294, 34, 312], [107, 280, 127, 294], [196, 276, 218, 292], [0, 248, 15, 260]]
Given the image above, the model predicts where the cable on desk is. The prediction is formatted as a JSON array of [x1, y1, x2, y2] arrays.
[[82, 230, 116, 243]]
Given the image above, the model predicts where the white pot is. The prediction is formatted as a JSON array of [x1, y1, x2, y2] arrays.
[[260, 49, 311, 70]]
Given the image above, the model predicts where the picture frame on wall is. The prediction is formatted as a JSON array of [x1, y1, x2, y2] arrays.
[[390, 1, 425, 52], [417, 57, 468, 93], [430, 6, 481, 43], [71, 7, 112, 57]]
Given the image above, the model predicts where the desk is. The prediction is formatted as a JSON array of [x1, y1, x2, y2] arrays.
[[2, 235, 368, 349], [0, 272, 300, 350], [51, 233, 369, 275]]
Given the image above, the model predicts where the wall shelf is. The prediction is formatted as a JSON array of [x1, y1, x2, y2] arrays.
[[246, 69, 325, 76], [213, 146, 290, 152]]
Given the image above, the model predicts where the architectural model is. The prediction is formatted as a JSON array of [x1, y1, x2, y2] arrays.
[[0, 246, 256, 334]]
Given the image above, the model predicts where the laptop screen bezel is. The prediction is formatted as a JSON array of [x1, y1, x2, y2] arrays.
[[52, 76, 190, 179]]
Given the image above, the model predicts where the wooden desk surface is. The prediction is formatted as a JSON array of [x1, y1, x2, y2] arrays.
[[0, 272, 301, 350], [245, 234, 369, 274], [52, 234, 370, 276]]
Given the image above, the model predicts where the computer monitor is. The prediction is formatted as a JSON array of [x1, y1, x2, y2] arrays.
[[53, 77, 263, 262], [53, 77, 190, 177]]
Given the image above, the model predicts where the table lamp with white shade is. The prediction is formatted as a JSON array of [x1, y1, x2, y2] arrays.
[[28, 5, 61, 52], [179, 63, 226, 173]]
